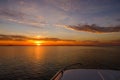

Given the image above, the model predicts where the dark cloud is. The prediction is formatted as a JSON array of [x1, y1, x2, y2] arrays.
[[0, 34, 120, 46], [110, 39, 120, 43], [0, 34, 75, 41], [116, 18, 120, 22], [0, 8, 24, 19], [37, 38, 61, 41], [36, 37, 75, 41], [66, 24, 120, 33], [0, 34, 29, 41]]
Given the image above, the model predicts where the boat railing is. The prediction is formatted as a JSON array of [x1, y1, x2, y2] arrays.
[[50, 63, 82, 80]]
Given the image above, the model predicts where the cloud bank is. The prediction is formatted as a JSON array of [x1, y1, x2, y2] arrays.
[[0, 34, 75, 41], [0, 34, 30, 41], [66, 24, 120, 33], [0, 34, 120, 46], [0, 8, 46, 28]]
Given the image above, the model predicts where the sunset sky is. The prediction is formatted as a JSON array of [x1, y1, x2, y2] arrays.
[[0, 0, 120, 46]]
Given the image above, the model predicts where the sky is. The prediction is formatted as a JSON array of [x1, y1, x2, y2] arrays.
[[0, 0, 120, 45]]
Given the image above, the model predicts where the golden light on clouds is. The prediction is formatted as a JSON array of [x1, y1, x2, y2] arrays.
[[0, 34, 120, 46]]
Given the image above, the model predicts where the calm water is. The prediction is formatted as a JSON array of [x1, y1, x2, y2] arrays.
[[0, 46, 120, 80]]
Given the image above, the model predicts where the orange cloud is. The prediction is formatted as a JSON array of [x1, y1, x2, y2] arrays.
[[0, 34, 120, 46]]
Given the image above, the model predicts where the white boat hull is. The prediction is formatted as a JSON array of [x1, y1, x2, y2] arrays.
[[53, 69, 120, 80]]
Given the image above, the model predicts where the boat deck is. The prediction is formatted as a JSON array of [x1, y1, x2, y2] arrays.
[[53, 69, 120, 80]]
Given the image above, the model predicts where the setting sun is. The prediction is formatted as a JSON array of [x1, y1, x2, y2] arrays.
[[34, 41, 43, 46]]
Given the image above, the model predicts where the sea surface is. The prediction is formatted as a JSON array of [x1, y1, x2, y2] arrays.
[[0, 46, 120, 80]]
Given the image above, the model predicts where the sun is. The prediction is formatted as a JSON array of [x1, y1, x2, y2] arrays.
[[34, 41, 43, 46]]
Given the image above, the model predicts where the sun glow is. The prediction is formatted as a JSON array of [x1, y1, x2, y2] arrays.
[[34, 41, 43, 46]]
